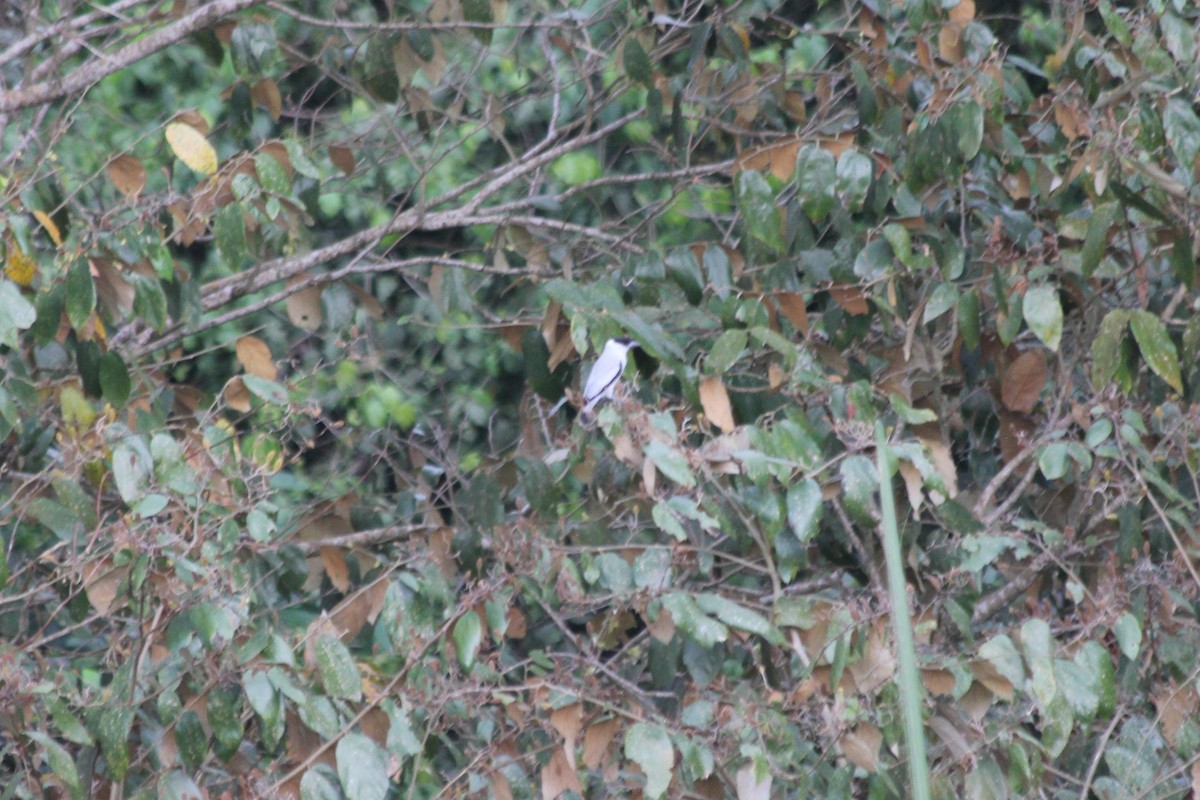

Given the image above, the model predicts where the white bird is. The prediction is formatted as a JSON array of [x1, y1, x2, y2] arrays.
[[580, 336, 639, 422]]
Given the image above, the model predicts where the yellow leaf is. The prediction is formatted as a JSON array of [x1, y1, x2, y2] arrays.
[[32, 210, 63, 247], [165, 122, 218, 175], [5, 242, 37, 286]]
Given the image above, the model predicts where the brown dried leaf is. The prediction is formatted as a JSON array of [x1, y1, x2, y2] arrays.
[[328, 580, 389, 643], [251, 78, 283, 120], [581, 718, 619, 771], [929, 713, 974, 765], [774, 291, 810, 335], [286, 274, 324, 331], [847, 623, 896, 695], [645, 607, 676, 643], [921, 668, 958, 696], [329, 145, 356, 176], [699, 376, 736, 433], [506, 607, 527, 639], [999, 412, 1037, 464], [1153, 681, 1197, 750], [1001, 349, 1047, 413], [550, 703, 582, 769], [344, 280, 384, 320], [258, 140, 295, 176], [839, 722, 882, 772], [224, 376, 251, 412], [969, 660, 1013, 701], [948, 0, 975, 22], [320, 546, 350, 592], [83, 558, 127, 615], [768, 363, 783, 389], [541, 745, 583, 799], [236, 335, 277, 381], [829, 283, 869, 315], [171, 109, 210, 136], [107, 154, 147, 199]]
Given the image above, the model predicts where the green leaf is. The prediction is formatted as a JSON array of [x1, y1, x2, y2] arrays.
[[112, 440, 151, 504], [453, 611, 483, 671], [1020, 618, 1056, 709], [206, 685, 244, 761], [644, 440, 696, 487], [65, 259, 96, 331], [1091, 310, 1130, 388], [544, 279, 623, 312], [609, 307, 686, 359], [255, 152, 291, 195], [785, 479, 823, 543], [979, 634, 1024, 688], [1023, 284, 1063, 351], [190, 602, 238, 648], [230, 21, 277, 76], [924, 283, 958, 323], [28, 732, 83, 800], [736, 170, 783, 252], [1129, 310, 1182, 391], [1163, 98, 1200, 179], [316, 634, 362, 700], [1054, 658, 1099, 722], [839, 455, 878, 524], [95, 706, 133, 782], [214, 206, 248, 271], [652, 502, 688, 541], [661, 592, 726, 647], [623, 37, 652, 86], [1038, 442, 1071, 480], [593, 553, 632, 593], [702, 245, 732, 298], [300, 695, 340, 740], [795, 144, 837, 223], [301, 768, 342, 800], [1113, 612, 1141, 659], [707, 329, 748, 374], [663, 248, 704, 304], [948, 99, 984, 159], [695, 593, 782, 643], [242, 373, 289, 404], [159, 771, 204, 800], [461, 0, 493, 43], [624, 723, 675, 799], [835, 148, 873, 212], [1081, 202, 1118, 278], [243, 670, 284, 751], [853, 237, 893, 281], [385, 703, 423, 759], [882, 223, 913, 268], [337, 733, 390, 800], [99, 351, 131, 406], [0, 279, 36, 348], [175, 710, 208, 772]]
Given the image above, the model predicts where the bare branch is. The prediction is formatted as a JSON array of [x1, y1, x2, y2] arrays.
[[0, 0, 261, 114]]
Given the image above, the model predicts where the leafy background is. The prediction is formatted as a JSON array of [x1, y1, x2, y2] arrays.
[[2, 0, 1200, 798]]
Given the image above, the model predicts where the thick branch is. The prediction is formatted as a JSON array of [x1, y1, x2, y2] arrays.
[[0, 0, 261, 114]]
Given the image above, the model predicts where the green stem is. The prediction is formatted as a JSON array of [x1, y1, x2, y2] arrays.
[[876, 421, 931, 799]]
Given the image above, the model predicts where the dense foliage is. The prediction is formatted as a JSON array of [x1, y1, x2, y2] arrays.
[[3, 0, 1200, 797]]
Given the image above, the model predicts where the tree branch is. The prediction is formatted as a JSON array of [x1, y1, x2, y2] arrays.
[[0, 0, 261, 114]]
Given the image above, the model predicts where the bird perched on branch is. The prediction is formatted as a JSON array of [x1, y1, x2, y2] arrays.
[[580, 336, 640, 423]]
